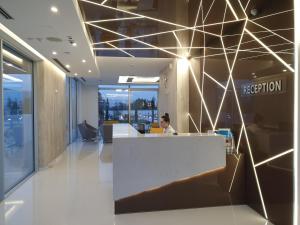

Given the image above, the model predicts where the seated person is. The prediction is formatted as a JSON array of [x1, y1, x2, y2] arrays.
[[160, 113, 176, 134]]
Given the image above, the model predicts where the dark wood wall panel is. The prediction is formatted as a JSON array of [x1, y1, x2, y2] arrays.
[[115, 154, 245, 214]]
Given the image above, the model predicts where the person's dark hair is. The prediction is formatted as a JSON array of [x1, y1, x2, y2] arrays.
[[161, 113, 170, 123]]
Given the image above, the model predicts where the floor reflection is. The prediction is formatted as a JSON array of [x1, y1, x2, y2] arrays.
[[0, 141, 271, 225]]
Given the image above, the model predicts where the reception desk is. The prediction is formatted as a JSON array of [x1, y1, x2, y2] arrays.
[[111, 124, 238, 214]]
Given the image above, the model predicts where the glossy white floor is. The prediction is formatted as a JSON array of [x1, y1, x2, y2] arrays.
[[0, 141, 272, 225]]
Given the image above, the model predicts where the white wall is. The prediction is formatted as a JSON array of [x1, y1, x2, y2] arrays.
[[78, 82, 99, 128], [158, 59, 189, 133], [159, 59, 178, 130]]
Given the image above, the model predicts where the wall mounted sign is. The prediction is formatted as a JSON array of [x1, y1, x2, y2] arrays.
[[241, 75, 287, 96]]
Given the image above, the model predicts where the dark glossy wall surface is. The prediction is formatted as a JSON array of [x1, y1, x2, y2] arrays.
[[188, 1, 294, 224], [79, 0, 294, 223]]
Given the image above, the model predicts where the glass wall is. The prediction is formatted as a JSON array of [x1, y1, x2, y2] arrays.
[[65, 77, 70, 145], [130, 89, 158, 131], [2, 43, 34, 192], [99, 85, 158, 132], [70, 78, 78, 142], [99, 85, 129, 124]]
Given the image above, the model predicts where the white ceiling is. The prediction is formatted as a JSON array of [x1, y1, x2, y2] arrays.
[[96, 57, 172, 85], [0, 0, 99, 78]]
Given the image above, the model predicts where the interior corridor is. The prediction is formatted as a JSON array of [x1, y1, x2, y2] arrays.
[[0, 141, 271, 225]]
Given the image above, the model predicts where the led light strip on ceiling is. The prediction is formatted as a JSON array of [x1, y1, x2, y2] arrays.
[[87, 22, 182, 58], [86, 16, 142, 23], [80, 0, 220, 37], [106, 42, 135, 57], [189, 0, 203, 55], [92, 18, 245, 46]]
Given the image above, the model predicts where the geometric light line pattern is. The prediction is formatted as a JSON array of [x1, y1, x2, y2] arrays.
[[188, 113, 200, 133], [204, 72, 226, 89], [173, 32, 183, 48], [203, 0, 216, 22], [244, 0, 251, 11], [249, 20, 294, 44], [245, 28, 295, 72], [252, 9, 294, 21], [106, 43, 135, 57], [80, 0, 220, 37], [78, 0, 295, 222], [199, 5, 206, 133], [86, 16, 142, 23], [254, 149, 294, 168], [209, 2, 269, 215], [189, 63, 214, 129], [226, 0, 239, 20], [236, 124, 244, 154], [189, 0, 203, 55], [229, 155, 241, 193], [238, 0, 248, 19], [86, 23, 181, 58]]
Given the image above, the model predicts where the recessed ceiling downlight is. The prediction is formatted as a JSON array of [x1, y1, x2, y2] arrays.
[[51, 6, 58, 13]]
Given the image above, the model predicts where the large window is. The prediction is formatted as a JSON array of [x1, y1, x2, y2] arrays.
[[99, 85, 158, 132], [70, 78, 78, 142], [2, 44, 34, 192]]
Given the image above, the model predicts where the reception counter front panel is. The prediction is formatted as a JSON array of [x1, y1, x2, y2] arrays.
[[113, 133, 225, 201], [111, 124, 245, 214]]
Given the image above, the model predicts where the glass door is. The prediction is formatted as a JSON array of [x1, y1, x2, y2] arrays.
[[129, 87, 158, 132], [2, 44, 34, 192], [99, 86, 129, 124]]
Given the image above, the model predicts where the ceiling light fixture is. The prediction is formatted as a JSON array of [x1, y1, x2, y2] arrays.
[[66, 64, 71, 69], [88, 70, 92, 73], [3, 49, 23, 64], [72, 42, 77, 47], [82, 59, 86, 63], [51, 6, 58, 13], [74, 73, 78, 76], [52, 51, 57, 55], [118, 76, 160, 84], [80, 0, 219, 37]]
